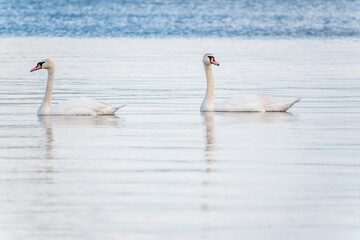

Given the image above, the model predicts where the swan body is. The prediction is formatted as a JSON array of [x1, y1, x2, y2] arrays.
[[31, 59, 125, 116], [40, 97, 124, 115], [200, 53, 300, 112]]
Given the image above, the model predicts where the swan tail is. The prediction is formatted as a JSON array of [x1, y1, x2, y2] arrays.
[[114, 104, 126, 111], [96, 104, 126, 115], [110, 104, 126, 114], [265, 98, 301, 112]]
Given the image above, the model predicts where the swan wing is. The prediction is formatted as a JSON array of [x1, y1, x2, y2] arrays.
[[51, 97, 123, 115], [215, 101, 265, 112], [264, 98, 301, 112], [215, 95, 299, 112], [215, 95, 277, 112]]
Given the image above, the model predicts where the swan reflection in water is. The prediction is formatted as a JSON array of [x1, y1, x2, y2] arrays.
[[200, 111, 297, 212], [201, 112, 216, 212], [39, 116, 54, 161], [214, 111, 297, 124], [201, 111, 297, 165], [38, 115, 120, 160], [202, 112, 216, 167]]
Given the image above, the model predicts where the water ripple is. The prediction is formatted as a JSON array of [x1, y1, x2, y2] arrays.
[[0, 0, 359, 38]]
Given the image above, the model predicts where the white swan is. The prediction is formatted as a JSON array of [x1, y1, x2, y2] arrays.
[[30, 59, 125, 116], [200, 53, 300, 112]]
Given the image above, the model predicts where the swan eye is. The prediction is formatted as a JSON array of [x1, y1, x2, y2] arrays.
[[30, 61, 45, 72], [208, 56, 219, 66]]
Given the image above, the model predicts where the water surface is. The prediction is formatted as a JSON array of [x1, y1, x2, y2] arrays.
[[1, 0, 359, 37], [0, 38, 359, 240]]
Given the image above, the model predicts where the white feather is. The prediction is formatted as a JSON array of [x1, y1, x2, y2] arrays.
[[31, 59, 125, 116], [200, 54, 300, 112]]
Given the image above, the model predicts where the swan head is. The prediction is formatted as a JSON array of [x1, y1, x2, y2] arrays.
[[203, 53, 219, 66], [30, 59, 54, 72]]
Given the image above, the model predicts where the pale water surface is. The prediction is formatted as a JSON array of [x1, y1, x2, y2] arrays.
[[0, 38, 360, 240]]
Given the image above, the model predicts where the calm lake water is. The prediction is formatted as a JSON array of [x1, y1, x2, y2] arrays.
[[0, 37, 360, 240], [1, 0, 359, 38]]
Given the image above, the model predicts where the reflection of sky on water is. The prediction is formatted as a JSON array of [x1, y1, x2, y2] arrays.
[[1, 0, 359, 37], [0, 37, 359, 240]]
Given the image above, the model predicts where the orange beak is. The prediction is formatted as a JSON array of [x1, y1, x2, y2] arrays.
[[210, 58, 219, 66], [30, 63, 42, 72]]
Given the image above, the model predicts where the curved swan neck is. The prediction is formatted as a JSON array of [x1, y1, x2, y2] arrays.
[[38, 67, 54, 115], [201, 63, 215, 111]]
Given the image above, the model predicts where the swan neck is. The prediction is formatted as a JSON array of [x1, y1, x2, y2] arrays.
[[201, 63, 215, 111], [38, 68, 54, 115]]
